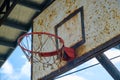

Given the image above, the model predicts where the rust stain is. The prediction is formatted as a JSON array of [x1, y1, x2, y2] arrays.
[[66, 27, 70, 30], [71, 13, 79, 26], [104, 21, 110, 34], [95, 10, 99, 14], [110, 9, 120, 19], [75, 5, 78, 9], [98, 16, 100, 19], [76, 45, 86, 57], [64, 21, 68, 29], [94, 37, 97, 41], [65, 0, 76, 14], [93, 1, 96, 4], [49, 10, 57, 20], [38, 19, 43, 25], [66, 13, 79, 32], [66, 10, 71, 14], [89, 16, 92, 19], [66, 0, 75, 6]]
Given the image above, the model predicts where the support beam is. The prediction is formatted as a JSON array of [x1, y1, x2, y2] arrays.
[[16, 0, 41, 11], [3, 18, 29, 32], [0, 39, 16, 49], [0, 57, 5, 62], [0, 48, 14, 63], [0, 0, 20, 25], [0, 0, 10, 14], [96, 53, 120, 80], [16, 0, 52, 11], [2, 0, 54, 31], [0, 61, 4, 67], [0, 59, 4, 62], [0, 55, 6, 67]]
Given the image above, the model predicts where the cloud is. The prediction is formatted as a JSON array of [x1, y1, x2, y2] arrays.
[[55, 75, 86, 80], [88, 58, 98, 65], [87, 48, 120, 65], [105, 48, 120, 58], [104, 48, 120, 63], [1, 61, 13, 74], [0, 60, 31, 80], [0, 61, 19, 80], [20, 61, 31, 77], [21, 55, 27, 59]]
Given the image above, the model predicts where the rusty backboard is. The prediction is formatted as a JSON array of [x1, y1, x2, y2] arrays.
[[32, 0, 120, 80]]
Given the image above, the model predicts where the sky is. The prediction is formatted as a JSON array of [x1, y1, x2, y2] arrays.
[[0, 47, 120, 80], [0, 46, 31, 80], [56, 48, 120, 80]]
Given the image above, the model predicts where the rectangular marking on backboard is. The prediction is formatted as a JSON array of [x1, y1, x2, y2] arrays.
[[55, 6, 85, 49]]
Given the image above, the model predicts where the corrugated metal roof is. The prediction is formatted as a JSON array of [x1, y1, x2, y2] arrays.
[[0, 0, 54, 67]]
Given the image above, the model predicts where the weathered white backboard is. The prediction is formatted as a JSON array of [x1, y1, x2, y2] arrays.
[[32, 0, 120, 80]]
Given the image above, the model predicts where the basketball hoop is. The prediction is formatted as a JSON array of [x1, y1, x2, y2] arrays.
[[18, 32, 75, 65]]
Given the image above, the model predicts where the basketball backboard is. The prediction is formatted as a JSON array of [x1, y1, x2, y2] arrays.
[[32, 0, 120, 80]]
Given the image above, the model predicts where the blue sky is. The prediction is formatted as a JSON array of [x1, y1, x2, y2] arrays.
[[0, 46, 31, 80], [0, 48, 120, 80], [56, 48, 120, 80]]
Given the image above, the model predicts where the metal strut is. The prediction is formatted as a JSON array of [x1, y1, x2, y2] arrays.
[[96, 53, 120, 80], [0, 0, 20, 25]]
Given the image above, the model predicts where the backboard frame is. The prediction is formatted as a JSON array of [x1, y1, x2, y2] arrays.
[[54, 6, 85, 49]]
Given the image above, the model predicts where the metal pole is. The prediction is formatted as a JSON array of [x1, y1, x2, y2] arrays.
[[96, 53, 120, 80]]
